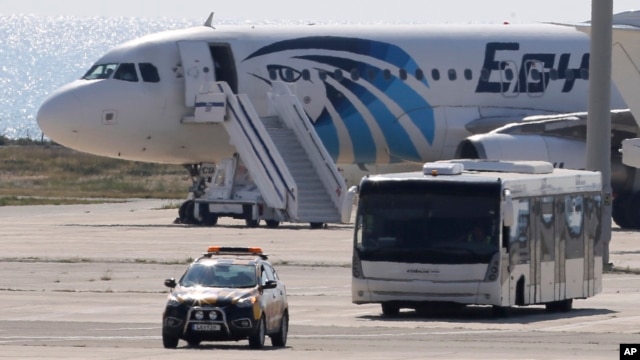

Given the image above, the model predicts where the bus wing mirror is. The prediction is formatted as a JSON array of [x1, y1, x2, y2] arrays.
[[503, 189, 514, 227]]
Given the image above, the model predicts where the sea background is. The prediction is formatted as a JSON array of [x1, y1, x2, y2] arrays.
[[0, 14, 377, 140], [0, 15, 305, 139]]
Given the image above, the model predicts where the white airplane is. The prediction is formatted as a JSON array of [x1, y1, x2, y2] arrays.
[[37, 13, 640, 228]]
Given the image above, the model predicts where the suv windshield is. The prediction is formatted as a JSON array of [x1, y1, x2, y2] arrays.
[[179, 263, 257, 288]]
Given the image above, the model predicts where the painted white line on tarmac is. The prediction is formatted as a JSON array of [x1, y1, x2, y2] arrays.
[[0, 335, 160, 344], [541, 314, 640, 332], [290, 329, 510, 338]]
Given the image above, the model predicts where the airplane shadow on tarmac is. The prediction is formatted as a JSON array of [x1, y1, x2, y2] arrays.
[[358, 306, 614, 325]]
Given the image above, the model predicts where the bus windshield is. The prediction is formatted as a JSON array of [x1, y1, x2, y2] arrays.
[[355, 189, 500, 264]]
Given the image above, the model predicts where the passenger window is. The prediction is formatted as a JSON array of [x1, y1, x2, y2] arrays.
[[448, 69, 457, 81], [383, 69, 392, 81], [334, 69, 344, 82], [480, 68, 489, 81], [399, 69, 407, 80], [565, 70, 575, 81], [431, 69, 440, 81], [114, 63, 139, 82], [302, 69, 311, 81], [580, 68, 589, 80], [269, 68, 278, 80], [318, 70, 328, 81], [260, 266, 276, 285], [464, 69, 473, 81], [415, 68, 424, 81], [530, 68, 541, 81], [263, 265, 276, 281], [139, 63, 160, 83], [505, 68, 514, 81], [367, 69, 376, 81], [351, 69, 360, 81]]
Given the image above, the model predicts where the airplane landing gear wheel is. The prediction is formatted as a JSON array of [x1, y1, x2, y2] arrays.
[[177, 200, 200, 224], [185, 200, 202, 225]]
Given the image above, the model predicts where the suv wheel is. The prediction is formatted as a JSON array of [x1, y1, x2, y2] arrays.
[[248, 316, 266, 349], [270, 311, 288, 347], [162, 332, 179, 349]]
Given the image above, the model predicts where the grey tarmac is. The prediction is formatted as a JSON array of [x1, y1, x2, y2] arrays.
[[0, 199, 639, 359]]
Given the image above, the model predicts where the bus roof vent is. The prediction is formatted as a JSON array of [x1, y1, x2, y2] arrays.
[[448, 159, 554, 174], [422, 162, 464, 176]]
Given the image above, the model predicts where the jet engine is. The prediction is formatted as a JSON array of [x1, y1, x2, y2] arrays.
[[456, 119, 640, 229]]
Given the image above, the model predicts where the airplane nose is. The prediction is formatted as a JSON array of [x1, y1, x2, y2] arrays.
[[37, 87, 82, 144]]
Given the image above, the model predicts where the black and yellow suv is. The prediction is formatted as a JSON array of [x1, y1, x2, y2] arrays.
[[162, 246, 289, 349]]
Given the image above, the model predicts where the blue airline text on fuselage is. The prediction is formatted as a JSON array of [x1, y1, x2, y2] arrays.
[[475, 42, 589, 94]]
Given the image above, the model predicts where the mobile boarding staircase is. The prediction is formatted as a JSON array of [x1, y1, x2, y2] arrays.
[[182, 81, 355, 228]]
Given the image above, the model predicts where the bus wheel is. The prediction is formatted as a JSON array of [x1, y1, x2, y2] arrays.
[[558, 299, 573, 312], [491, 305, 510, 318], [265, 220, 280, 228], [545, 299, 572, 312], [545, 302, 558, 312], [381, 303, 400, 317], [245, 219, 259, 228]]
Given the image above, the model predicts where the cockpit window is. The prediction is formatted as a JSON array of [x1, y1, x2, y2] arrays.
[[113, 63, 139, 82], [139, 63, 160, 83], [82, 63, 118, 80]]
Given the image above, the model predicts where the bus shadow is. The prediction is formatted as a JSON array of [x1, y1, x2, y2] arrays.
[[358, 306, 614, 324]]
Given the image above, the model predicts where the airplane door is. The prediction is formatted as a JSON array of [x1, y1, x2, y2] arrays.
[[177, 41, 216, 107], [499, 61, 518, 98], [525, 60, 545, 97]]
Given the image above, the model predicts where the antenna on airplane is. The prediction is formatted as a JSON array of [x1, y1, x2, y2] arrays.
[[204, 12, 215, 28]]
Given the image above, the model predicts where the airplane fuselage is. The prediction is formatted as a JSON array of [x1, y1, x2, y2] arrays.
[[37, 23, 625, 169]]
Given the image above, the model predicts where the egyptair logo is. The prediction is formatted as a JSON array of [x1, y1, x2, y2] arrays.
[[243, 36, 435, 164]]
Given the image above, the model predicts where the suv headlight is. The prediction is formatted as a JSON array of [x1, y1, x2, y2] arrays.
[[236, 296, 257, 308]]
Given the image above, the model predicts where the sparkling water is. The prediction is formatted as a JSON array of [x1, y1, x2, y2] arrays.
[[0, 15, 201, 139]]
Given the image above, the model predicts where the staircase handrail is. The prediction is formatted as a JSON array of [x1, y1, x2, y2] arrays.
[[268, 81, 347, 217], [214, 82, 298, 219]]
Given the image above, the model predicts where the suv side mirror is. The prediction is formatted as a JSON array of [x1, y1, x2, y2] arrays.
[[261, 280, 278, 290], [164, 278, 177, 288]]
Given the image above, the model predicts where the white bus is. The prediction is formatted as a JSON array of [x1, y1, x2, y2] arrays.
[[351, 160, 603, 316]]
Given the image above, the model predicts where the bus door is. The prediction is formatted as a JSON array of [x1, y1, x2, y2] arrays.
[[583, 194, 602, 296], [533, 197, 556, 303], [562, 194, 586, 299], [553, 197, 568, 300], [507, 199, 531, 306], [528, 199, 540, 304]]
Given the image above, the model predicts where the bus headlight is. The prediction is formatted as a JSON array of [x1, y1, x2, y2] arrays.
[[484, 253, 500, 282]]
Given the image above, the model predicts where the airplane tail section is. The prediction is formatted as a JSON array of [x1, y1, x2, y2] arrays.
[[611, 27, 640, 126], [611, 18, 640, 168]]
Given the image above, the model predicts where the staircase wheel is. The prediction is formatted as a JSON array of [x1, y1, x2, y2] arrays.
[[309, 222, 324, 229]]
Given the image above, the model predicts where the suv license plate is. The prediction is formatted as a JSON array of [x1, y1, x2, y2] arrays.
[[193, 323, 221, 331]]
